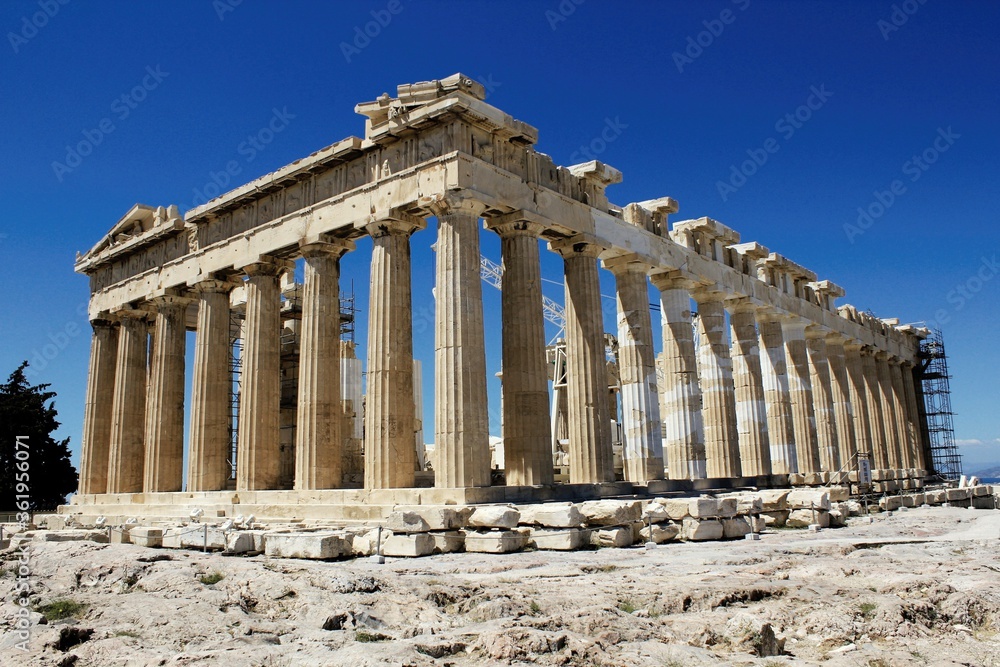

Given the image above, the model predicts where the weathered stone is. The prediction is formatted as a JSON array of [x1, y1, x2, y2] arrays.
[[828, 486, 850, 502], [579, 500, 640, 526], [590, 526, 634, 548], [722, 517, 752, 539], [657, 498, 691, 520], [467, 506, 520, 529], [384, 511, 431, 533], [431, 531, 464, 553], [642, 503, 670, 523], [225, 531, 258, 554], [517, 503, 584, 528], [759, 490, 789, 511], [464, 529, 527, 553], [37, 529, 108, 544], [130, 527, 163, 548], [717, 498, 738, 517], [760, 511, 789, 527], [382, 532, 435, 557], [640, 522, 680, 544], [682, 518, 724, 541], [786, 489, 830, 511], [688, 497, 719, 518], [528, 527, 587, 551], [264, 532, 350, 559], [787, 509, 829, 528]]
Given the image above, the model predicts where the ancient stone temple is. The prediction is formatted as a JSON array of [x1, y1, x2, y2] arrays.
[[69, 74, 931, 520]]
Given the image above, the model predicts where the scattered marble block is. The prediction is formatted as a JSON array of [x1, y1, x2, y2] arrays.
[[130, 527, 163, 548], [381, 533, 435, 558], [828, 486, 850, 502], [682, 518, 724, 541], [517, 502, 584, 528], [264, 533, 350, 560], [110, 527, 131, 545], [642, 503, 670, 523], [387, 506, 466, 532], [760, 511, 789, 528], [721, 517, 751, 539], [580, 500, 640, 526], [590, 526, 633, 548], [804, 473, 824, 486], [464, 529, 527, 554], [225, 531, 257, 554], [657, 498, 691, 521], [787, 509, 830, 528], [529, 527, 587, 551], [946, 488, 968, 502], [431, 531, 464, 554], [759, 490, 789, 512], [788, 473, 807, 486], [467, 506, 520, 529], [717, 498, 738, 518], [688, 497, 719, 519], [38, 529, 108, 544], [787, 489, 830, 511], [639, 522, 679, 544]]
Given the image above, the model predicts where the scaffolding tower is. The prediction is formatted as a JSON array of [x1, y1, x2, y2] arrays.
[[916, 328, 962, 480]]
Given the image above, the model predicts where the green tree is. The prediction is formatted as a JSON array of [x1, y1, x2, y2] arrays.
[[0, 362, 77, 510]]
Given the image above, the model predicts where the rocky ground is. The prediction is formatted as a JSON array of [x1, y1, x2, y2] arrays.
[[2, 506, 999, 667]]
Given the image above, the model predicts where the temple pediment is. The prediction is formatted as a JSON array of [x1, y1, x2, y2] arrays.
[[76, 203, 185, 273]]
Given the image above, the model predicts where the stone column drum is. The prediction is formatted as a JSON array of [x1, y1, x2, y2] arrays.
[[236, 260, 284, 491], [901, 362, 927, 471], [728, 301, 771, 477], [107, 310, 149, 494], [187, 279, 236, 492], [490, 218, 553, 486], [826, 335, 858, 471], [365, 216, 422, 489], [889, 358, 913, 469], [875, 351, 902, 470], [757, 312, 796, 474], [606, 257, 664, 482], [806, 328, 840, 474], [650, 272, 706, 480], [143, 295, 189, 493], [694, 292, 741, 479], [860, 348, 890, 470], [781, 317, 821, 474], [78, 319, 118, 495], [552, 237, 614, 484], [434, 201, 492, 488], [295, 239, 353, 490], [844, 343, 874, 463]]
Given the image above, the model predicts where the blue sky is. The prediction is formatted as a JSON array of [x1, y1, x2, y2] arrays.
[[1, 0, 998, 475]]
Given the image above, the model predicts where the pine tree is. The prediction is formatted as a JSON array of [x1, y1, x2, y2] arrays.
[[0, 362, 78, 510]]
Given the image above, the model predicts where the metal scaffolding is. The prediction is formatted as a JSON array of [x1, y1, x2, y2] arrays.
[[916, 328, 962, 480]]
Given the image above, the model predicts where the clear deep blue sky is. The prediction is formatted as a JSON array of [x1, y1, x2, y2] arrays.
[[2, 0, 998, 474]]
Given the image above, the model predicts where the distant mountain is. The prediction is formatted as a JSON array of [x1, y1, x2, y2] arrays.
[[969, 465, 1000, 479]]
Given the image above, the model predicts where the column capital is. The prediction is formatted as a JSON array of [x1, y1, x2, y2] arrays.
[[804, 324, 831, 340], [754, 307, 792, 324], [110, 305, 153, 323], [824, 331, 849, 346], [147, 289, 195, 310], [649, 269, 700, 292], [189, 275, 241, 294], [236, 255, 294, 277], [602, 252, 654, 275], [363, 211, 425, 239], [485, 213, 547, 239], [549, 234, 605, 259], [89, 314, 116, 329], [691, 286, 730, 304], [843, 340, 865, 352], [874, 349, 891, 361], [423, 192, 488, 219], [299, 236, 355, 259], [724, 296, 757, 314]]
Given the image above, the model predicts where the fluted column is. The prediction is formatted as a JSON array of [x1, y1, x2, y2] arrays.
[[727, 301, 771, 477], [901, 361, 926, 471], [107, 309, 149, 493], [888, 358, 913, 469], [433, 200, 491, 488], [861, 348, 889, 470], [236, 259, 284, 491], [757, 312, 796, 473], [294, 239, 354, 490], [845, 342, 874, 463], [143, 295, 190, 492], [806, 328, 840, 473], [693, 291, 741, 479], [79, 318, 118, 495], [782, 317, 820, 474], [875, 351, 902, 469], [187, 279, 236, 492], [552, 236, 614, 484], [826, 335, 858, 471], [650, 272, 706, 480], [365, 215, 422, 489], [605, 256, 664, 482], [488, 217, 553, 486]]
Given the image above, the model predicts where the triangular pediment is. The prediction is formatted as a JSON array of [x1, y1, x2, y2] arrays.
[[76, 203, 185, 273]]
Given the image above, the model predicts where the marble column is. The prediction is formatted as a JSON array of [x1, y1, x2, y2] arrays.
[[782, 317, 820, 474], [434, 200, 491, 488], [889, 358, 913, 469], [365, 216, 422, 489], [845, 342, 874, 463], [143, 295, 190, 493], [861, 348, 890, 470], [552, 236, 614, 484], [901, 361, 927, 471], [78, 319, 118, 495], [806, 328, 840, 473], [693, 292, 741, 479], [187, 279, 236, 492], [606, 257, 664, 482], [875, 351, 902, 470], [295, 239, 354, 490], [236, 260, 284, 491], [489, 218, 553, 486], [757, 313, 796, 474], [826, 335, 858, 471], [107, 310, 149, 494], [727, 301, 771, 477], [650, 272, 706, 480]]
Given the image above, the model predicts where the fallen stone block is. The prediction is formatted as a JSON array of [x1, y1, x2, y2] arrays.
[[44, 516, 67, 530], [178, 527, 227, 551], [130, 527, 163, 548], [590, 526, 633, 548], [225, 531, 258, 554], [759, 490, 789, 512], [733, 493, 763, 514], [788, 473, 806, 486], [722, 517, 751, 539], [828, 486, 850, 502], [786, 489, 830, 511], [467, 506, 520, 529], [682, 518, 724, 541], [110, 527, 131, 545], [529, 527, 587, 550], [760, 511, 789, 528], [639, 522, 679, 544], [38, 529, 108, 544], [464, 529, 527, 554], [787, 509, 829, 528], [688, 497, 719, 519], [925, 490, 946, 505], [580, 500, 640, 526], [804, 473, 824, 486], [265, 533, 350, 560], [386, 507, 465, 532], [973, 485, 990, 497], [656, 498, 691, 520], [379, 532, 434, 558], [517, 503, 584, 528], [642, 502, 669, 523], [717, 498, 738, 517], [878, 495, 903, 511], [946, 488, 969, 502], [828, 509, 847, 528], [431, 531, 464, 554]]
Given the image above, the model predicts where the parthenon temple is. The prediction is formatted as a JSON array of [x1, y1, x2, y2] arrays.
[[69, 74, 932, 519]]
